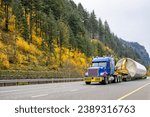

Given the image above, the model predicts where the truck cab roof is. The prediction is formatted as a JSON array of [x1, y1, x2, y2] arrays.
[[92, 57, 112, 63]]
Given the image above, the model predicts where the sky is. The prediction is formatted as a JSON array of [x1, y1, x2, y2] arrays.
[[73, 0, 150, 56]]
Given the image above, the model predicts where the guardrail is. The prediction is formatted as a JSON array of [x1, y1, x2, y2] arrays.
[[0, 78, 83, 87]]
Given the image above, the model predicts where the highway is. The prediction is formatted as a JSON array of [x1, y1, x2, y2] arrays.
[[0, 77, 150, 100]]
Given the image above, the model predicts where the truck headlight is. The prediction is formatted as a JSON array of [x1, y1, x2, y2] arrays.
[[85, 72, 88, 77]]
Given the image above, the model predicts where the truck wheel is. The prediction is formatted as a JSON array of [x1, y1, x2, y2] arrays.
[[118, 77, 121, 83], [124, 78, 128, 82], [119, 77, 122, 82], [125, 77, 131, 82], [117, 77, 120, 83], [114, 77, 118, 83], [108, 77, 112, 84], [85, 82, 91, 85], [103, 77, 108, 85]]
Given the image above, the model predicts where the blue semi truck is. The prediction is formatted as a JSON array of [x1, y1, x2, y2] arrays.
[[84, 57, 122, 85]]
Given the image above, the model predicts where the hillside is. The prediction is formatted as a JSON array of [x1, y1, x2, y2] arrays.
[[120, 40, 150, 66], [0, 0, 150, 76]]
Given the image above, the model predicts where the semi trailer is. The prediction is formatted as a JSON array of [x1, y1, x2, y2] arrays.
[[84, 57, 147, 85], [116, 58, 147, 81]]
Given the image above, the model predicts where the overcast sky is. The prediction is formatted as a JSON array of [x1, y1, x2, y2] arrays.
[[73, 0, 150, 56]]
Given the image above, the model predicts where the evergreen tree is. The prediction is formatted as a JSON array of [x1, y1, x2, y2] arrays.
[[78, 3, 90, 33], [98, 18, 104, 41], [89, 10, 98, 39], [12, 0, 29, 40], [104, 20, 111, 40], [21, 0, 35, 42], [1, 0, 4, 7], [3, 0, 11, 31]]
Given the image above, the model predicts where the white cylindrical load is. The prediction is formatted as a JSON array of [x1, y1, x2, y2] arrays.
[[116, 58, 147, 78]]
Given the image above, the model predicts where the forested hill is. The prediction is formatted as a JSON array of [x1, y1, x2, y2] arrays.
[[0, 0, 149, 73], [120, 40, 150, 66]]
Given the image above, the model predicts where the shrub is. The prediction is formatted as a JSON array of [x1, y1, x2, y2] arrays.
[[29, 55, 38, 65], [16, 37, 29, 52], [32, 35, 42, 46], [9, 16, 15, 32], [1, 60, 10, 69], [15, 52, 27, 64], [29, 44, 42, 55], [0, 52, 7, 61], [0, 52, 10, 69], [0, 41, 5, 49]]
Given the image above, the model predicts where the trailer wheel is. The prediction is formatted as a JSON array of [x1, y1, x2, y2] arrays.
[[117, 77, 119, 82], [85, 82, 91, 85], [119, 77, 122, 82], [103, 77, 108, 85], [118, 77, 122, 83], [114, 77, 118, 83], [124, 78, 128, 82], [108, 79, 112, 84], [125, 77, 131, 81]]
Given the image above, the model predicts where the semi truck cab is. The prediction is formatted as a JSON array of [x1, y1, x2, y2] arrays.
[[84, 57, 117, 85]]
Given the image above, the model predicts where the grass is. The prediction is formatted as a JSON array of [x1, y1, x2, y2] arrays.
[[17, 82, 29, 85], [0, 70, 83, 79]]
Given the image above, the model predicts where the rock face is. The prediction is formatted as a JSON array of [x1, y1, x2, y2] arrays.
[[129, 42, 150, 66], [120, 39, 150, 67]]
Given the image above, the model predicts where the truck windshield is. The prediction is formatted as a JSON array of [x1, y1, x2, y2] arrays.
[[92, 62, 107, 67]]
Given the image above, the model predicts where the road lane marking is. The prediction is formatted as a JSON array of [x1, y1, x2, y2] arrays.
[[0, 90, 21, 93], [70, 89, 79, 92], [31, 94, 48, 98], [117, 82, 150, 100]]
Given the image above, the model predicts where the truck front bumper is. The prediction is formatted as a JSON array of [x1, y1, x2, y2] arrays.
[[84, 77, 103, 82]]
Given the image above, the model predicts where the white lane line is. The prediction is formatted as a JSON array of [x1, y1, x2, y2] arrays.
[[0, 90, 21, 93], [31, 94, 48, 98], [118, 82, 150, 100], [91, 86, 97, 88], [70, 89, 79, 92]]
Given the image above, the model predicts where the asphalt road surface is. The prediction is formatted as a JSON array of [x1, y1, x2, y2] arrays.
[[0, 77, 150, 100]]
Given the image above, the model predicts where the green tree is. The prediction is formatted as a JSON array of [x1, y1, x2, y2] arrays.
[[44, 13, 56, 53], [57, 19, 70, 67], [89, 11, 98, 39], [98, 18, 104, 41], [103, 20, 111, 40], [1, 0, 4, 7], [78, 3, 90, 33], [3, 0, 11, 31], [21, 0, 35, 42], [12, 0, 29, 40], [42, 0, 64, 19]]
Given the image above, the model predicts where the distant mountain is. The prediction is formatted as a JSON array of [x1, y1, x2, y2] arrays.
[[120, 39, 150, 67]]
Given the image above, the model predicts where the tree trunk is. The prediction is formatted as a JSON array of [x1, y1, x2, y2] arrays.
[[48, 27, 53, 53], [92, 32, 95, 39], [35, 17, 38, 35], [39, 20, 42, 37], [5, 4, 9, 31], [29, 11, 33, 42], [1, 0, 3, 7], [59, 31, 63, 67]]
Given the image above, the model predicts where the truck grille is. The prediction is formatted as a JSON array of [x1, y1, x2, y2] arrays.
[[88, 68, 99, 76]]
